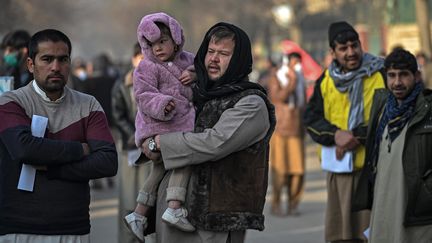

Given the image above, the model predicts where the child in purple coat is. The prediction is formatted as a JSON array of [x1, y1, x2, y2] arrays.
[[123, 12, 196, 242]]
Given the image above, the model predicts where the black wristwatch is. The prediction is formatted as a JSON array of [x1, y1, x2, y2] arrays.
[[148, 137, 158, 152]]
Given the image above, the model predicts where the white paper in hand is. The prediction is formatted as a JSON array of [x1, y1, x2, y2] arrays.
[[363, 227, 370, 240], [321, 146, 353, 173], [17, 115, 48, 191], [127, 149, 141, 167], [30, 115, 48, 137]]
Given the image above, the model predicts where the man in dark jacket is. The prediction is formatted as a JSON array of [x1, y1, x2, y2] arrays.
[[111, 42, 152, 243], [0, 30, 33, 90], [353, 49, 432, 242], [86, 53, 118, 189]]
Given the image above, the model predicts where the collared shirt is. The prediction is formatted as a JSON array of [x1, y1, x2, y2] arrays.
[[32, 80, 65, 103]]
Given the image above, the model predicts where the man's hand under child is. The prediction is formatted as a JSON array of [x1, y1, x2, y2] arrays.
[[141, 137, 161, 161]]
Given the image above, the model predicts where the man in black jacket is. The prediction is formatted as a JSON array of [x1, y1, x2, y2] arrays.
[[111, 42, 152, 243], [354, 49, 432, 242], [0, 30, 33, 90]]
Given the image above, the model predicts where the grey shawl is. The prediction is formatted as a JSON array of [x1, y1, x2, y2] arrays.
[[329, 53, 384, 130]]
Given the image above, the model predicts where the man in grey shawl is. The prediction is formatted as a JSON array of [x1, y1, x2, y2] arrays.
[[304, 21, 386, 243]]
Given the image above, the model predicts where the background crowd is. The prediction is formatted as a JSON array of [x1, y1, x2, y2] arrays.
[[1, 3, 432, 242]]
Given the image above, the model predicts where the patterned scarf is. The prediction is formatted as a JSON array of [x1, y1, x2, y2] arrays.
[[329, 53, 384, 130], [373, 82, 424, 165]]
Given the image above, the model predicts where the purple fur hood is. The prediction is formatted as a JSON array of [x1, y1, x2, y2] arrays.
[[134, 12, 195, 147], [137, 12, 186, 63]]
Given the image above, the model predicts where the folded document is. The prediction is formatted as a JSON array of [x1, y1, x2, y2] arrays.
[[321, 146, 353, 173], [17, 115, 48, 191]]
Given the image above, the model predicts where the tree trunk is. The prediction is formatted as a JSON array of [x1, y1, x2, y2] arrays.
[[415, 0, 432, 87]]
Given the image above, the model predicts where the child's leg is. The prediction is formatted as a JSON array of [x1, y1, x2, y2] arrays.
[[166, 166, 192, 206], [136, 160, 166, 213], [162, 166, 195, 232], [167, 200, 181, 209], [124, 160, 166, 241], [134, 202, 150, 216]]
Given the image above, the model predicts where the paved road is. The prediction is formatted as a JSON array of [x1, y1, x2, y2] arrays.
[[89, 142, 327, 243]]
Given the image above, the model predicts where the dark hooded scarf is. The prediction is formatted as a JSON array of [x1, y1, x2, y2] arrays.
[[192, 22, 266, 114]]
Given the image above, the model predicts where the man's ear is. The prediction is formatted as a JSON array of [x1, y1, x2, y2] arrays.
[[26, 57, 34, 73], [329, 48, 336, 60]]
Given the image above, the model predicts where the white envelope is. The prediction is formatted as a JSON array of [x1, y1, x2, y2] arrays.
[[17, 115, 48, 191], [127, 149, 142, 167], [321, 146, 353, 173]]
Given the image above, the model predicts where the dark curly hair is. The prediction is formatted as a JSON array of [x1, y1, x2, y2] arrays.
[[384, 48, 418, 75]]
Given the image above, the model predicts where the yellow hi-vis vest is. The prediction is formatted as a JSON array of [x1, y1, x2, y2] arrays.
[[320, 69, 385, 169]]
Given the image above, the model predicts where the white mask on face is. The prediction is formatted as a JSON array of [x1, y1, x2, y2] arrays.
[[294, 63, 302, 72], [76, 70, 87, 81]]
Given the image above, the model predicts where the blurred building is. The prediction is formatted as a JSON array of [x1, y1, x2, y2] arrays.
[[269, 0, 431, 64]]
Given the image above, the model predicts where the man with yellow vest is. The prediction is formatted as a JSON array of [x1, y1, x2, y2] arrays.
[[304, 21, 386, 243]]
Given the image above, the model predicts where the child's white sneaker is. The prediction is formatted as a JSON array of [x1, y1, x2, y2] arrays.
[[161, 207, 196, 232], [123, 212, 148, 243]]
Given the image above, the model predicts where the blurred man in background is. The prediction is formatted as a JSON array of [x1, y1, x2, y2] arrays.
[[111, 42, 154, 243], [0, 29, 33, 90], [268, 52, 306, 216]]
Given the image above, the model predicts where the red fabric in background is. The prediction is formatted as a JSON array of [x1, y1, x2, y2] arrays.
[[281, 40, 323, 82], [281, 40, 323, 101]]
